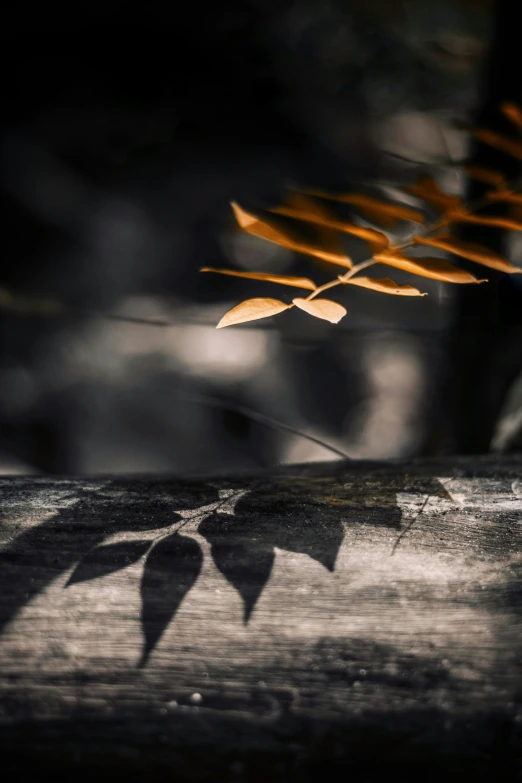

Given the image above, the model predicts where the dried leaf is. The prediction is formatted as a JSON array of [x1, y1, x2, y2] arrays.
[[231, 202, 352, 268], [501, 102, 522, 134], [342, 276, 427, 296], [292, 298, 347, 323], [461, 165, 506, 189], [217, 298, 289, 329], [201, 267, 317, 290], [374, 250, 486, 284], [270, 194, 390, 252], [471, 128, 522, 160], [298, 189, 424, 227], [412, 233, 522, 274], [449, 210, 522, 231], [404, 176, 462, 213]]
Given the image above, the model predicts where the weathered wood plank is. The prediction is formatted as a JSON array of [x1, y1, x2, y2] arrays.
[[0, 456, 521, 781]]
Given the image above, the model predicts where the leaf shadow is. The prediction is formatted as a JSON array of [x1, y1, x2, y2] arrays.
[[198, 472, 444, 624], [0, 471, 453, 664], [199, 514, 275, 623], [139, 532, 203, 667], [66, 539, 151, 586], [0, 478, 220, 637]]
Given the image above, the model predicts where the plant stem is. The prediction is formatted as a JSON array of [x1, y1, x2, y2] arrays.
[[303, 258, 380, 302]]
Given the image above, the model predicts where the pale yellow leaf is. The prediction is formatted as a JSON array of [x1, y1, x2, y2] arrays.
[[292, 298, 347, 324], [404, 176, 462, 214], [342, 276, 427, 296], [200, 267, 317, 290], [472, 128, 522, 160], [230, 202, 352, 268], [216, 298, 289, 329], [374, 250, 486, 284], [501, 102, 522, 134], [412, 234, 522, 274]]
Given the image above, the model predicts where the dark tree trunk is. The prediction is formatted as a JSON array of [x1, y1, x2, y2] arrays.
[[439, 0, 522, 454]]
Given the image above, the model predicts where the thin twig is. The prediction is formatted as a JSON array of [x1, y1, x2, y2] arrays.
[[188, 392, 352, 461]]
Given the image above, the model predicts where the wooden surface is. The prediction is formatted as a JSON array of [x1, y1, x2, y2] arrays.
[[0, 455, 521, 781]]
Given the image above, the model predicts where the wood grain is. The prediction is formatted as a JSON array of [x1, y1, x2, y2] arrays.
[[0, 456, 521, 781]]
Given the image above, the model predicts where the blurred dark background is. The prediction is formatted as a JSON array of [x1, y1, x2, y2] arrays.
[[1, 0, 521, 476]]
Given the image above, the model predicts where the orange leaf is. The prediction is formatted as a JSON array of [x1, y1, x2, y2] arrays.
[[404, 176, 462, 213], [270, 194, 390, 253], [297, 189, 425, 227], [472, 128, 522, 160], [486, 190, 522, 206], [449, 209, 522, 231], [461, 165, 506, 189], [216, 298, 289, 329], [374, 250, 486, 284], [342, 276, 427, 296], [200, 267, 317, 290], [411, 233, 522, 274], [333, 194, 425, 227], [331, 222, 390, 252], [501, 102, 522, 134], [231, 202, 352, 269], [292, 298, 347, 324], [278, 192, 339, 223]]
